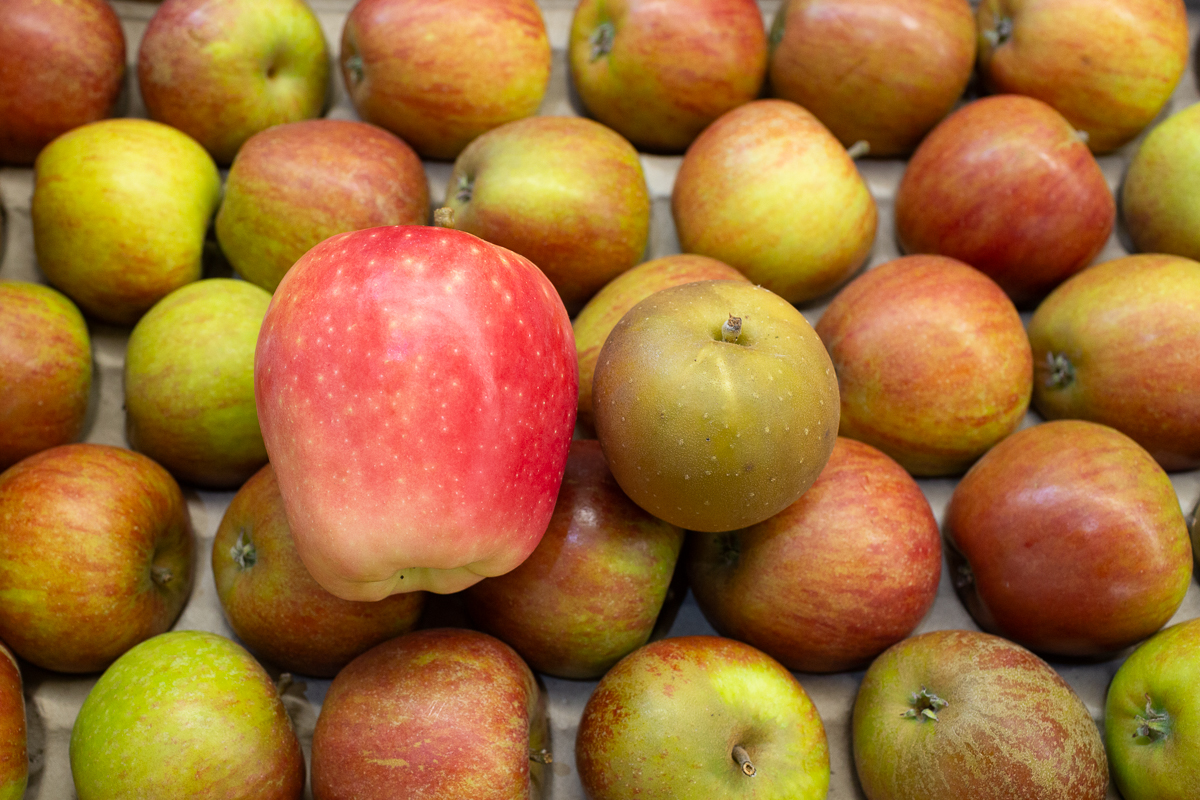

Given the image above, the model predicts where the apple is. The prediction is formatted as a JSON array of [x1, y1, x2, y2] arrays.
[[0, 642, 25, 800], [311, 628, 549, 800], [462, 439, 685, 679], [70, 630, 304, 800], [125, 279, 271, 488], [255, 225, 577, 600], [31, 118, 222, 326], [0, 0, 125, 165], [1027, 253, 1200, 471], [568, 0, 768, 153], [213, 463, 426, 678], [138, 0, 331, 166], [576, 635, 829, 800], [767, 0, 976, 157], [976, 0, 1189, 154], [1122, 101, 1200, 262], [1105, 617, 1200, 800], [945, 420, 1193, 658], [0, 281, 92, 471], [853, 629, 1108, 800], [894, 94, 1114, 306], [687, 437, 941, 673], [0, 443, 194, 673], [593, 279, 839, 532], [815, 255, 1032, 477], [340, 0, 551, 161], [671, 99, 877, 304], [216, 119, 431, 293]]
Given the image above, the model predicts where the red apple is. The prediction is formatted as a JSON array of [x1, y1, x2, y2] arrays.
[[895, 94, 1115, 306], [255, 225, 577, 600], [0, 642, 25, 800], [311, 628, 549, 800], [0, 444, 195, 673], [686, 437, 941, 673], [0, 0, 125, 165], [945, 420, 1193, 658]]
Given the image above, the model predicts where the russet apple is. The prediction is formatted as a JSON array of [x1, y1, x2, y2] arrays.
[[1122, 102, 1200, 263], [0, 642, 25, 800]]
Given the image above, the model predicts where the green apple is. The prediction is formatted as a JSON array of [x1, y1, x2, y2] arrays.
[[70, 630, 305, 800], [0, 642, 24, 800], [32, 118, 222, 325], [1122, 102, 1200, 262], [124, 278, 270, 488]]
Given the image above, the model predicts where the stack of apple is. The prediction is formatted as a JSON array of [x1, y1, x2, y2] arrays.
[[1, 0, 1200, 798]]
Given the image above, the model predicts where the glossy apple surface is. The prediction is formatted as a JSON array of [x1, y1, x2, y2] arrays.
[[1122, 102, 1200, 262], [255, 225, 577, 600], [0, 643, 25, 800]]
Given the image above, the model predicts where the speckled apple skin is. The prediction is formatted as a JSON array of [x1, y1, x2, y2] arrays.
[[254, 225, 577, 600], [1123, 103, 1200, 262], [0, 643, 26, 800]]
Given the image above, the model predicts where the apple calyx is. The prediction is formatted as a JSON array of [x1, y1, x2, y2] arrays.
[[901, 686, 948, 722], [434, 207, 456, 228], [721, 314, 743, 343], [1042, 352, 1076, 390], [732, 744, 756, 777], [846, 140, 871, 160], [589, 22, 615, 61], [231, 530, 257, 570], [344, 53, 365, 87], [530, 748, 554, 764], [1133, 694, 1171, 741], [982, 16, 1014, 48]]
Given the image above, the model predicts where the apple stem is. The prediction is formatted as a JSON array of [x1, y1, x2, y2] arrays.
[[434, 207, 457, 228], [590, 22, 615, 61], [846, 140, 871, 159], [982, 16, 1013, 47], [151, 565, 173, 586], [721, 315, 742, 343], [231, 530, 257, 570], [344, 54, 364, 86], [1134, 694, 1171, 741], [529, 748, 553, 764], [1043, 352, 1075, 390], [732, 745, 756, 777]]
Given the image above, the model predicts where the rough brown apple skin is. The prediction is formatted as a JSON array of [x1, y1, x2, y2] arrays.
[[944, 420, 1193, 658]]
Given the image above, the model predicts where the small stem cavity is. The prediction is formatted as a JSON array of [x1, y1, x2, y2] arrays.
[[231, 530, 257, 570], [344, 54, 365, 86], [901, 687, 948, 722], [732, 745, 756, 777], [434, 207, 456, 228], [151, 565, 173, 586], [1044, 352, 1075, 390], [530, 748, 553, 764], [983, 16, 1013, 47], [846, 140, 871, 159], [1134, 694, 1170, 741], [590, 22, 616, 61], [721, 314, 742, 343]]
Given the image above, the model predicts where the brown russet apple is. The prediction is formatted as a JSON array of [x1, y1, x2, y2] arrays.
[[0, 642, 25, 800]]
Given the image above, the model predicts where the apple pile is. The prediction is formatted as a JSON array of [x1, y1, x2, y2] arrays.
[[0, 0, 1199, 799]]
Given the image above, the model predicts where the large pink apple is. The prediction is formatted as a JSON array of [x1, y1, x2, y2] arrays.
[[255, 226, 577, 601]]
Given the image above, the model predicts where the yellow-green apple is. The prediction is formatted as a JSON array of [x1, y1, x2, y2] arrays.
[[895, 95, 1114, 306], [213, 463, 426, 678], [462, 439, 684, 679], [573, 253, 747, 430], [568, 0, 768, 153], [976, 0, 1189, 154], [672, 99, 877, 304], [1122, 102, 1200, 262], [340, 0, 551, 161], [138, 0, 330, 166], [0, 0, 125, 165], [945, 420, 1193, 658], [593, 280, 839, 532], [576, 635, 829, 800], [853, 629, 1108, 800], [311, 628, 549, 800], [1028, 254, 1200, 471], [216, 119, 430, 292], [70, 630, 304, 800], [0, 281, 92, 471], [815, 255, 1032, 477], [439, 115, 651, 315], [125, 279, 271, 489], [0, 444, 194, 673], [32, 118, 222, 325], [686, 437, 941, 673], [1105, 617, 1200, 800], [0, 643, 25, 800], [768, 0, 975, 157], [254, 226, 577, 600]]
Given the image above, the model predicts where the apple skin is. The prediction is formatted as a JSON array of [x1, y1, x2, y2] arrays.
[[216, 119, 430, 293], [462, 439, 685, 679], [0, 443, 194, 673], [574, 254, 747, 430], [70, 630, 305, 800], [672, 99, 877, 304], [945, 420, 1192, 658], [213, 463, 426, 678], [311, 628, 549, 800], [687, 437, 941, 673], [815, 255, 1032, 477], [0, 281, 92, 471], [977, 0, 1189, 154], [0, 0, 125, 165], [0, 643, 25, 800], [340, 0, 551, 161], [254, 225, 577, 600], [32, 118, 222, 326], [1105, 617, 1200, 800], [138, 0, 331, 166], [853, 629, 1108, 800], [568, 0, 768, 153], [1122, 102, 1200, 262], [1028, 254, 1200, 471], [593, 280, 839, 533], [768, 0, 976, 157], [576, 635, 829, 800], [125, 279, 272, 489], [895, 94, 1114, 307]]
